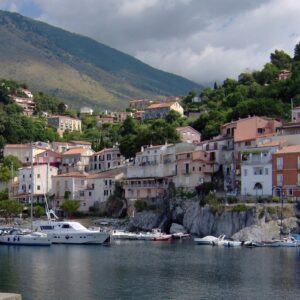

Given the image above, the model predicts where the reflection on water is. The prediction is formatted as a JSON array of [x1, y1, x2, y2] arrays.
[[1, 241, 300, 300]]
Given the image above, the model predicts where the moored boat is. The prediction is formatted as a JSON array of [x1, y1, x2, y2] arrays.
[[194, 235, 219, 245], [0, 228, 51, 246]]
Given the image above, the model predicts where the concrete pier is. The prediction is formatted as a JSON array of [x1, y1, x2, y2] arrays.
[[0, 294, 22, 300]]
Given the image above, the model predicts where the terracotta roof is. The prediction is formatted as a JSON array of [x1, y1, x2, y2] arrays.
[[146, 102, 177, 109], [62, 148, 86, 155], [176, 126, 201, 134], [87, 168, 125, 179], [93, 148, 118, 155], [48, 115, 79, 120], [54, 172, 88, 178], [275, 145, 300, 154]]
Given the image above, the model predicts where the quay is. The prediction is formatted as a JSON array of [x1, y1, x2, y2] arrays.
[[0, 294, 21, 300]]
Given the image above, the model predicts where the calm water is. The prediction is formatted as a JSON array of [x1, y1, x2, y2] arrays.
[[1, 240, 300, 300]]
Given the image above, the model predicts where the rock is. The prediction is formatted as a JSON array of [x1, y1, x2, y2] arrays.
[[183, 203, 257, 237], [231, 217, 299, 242], [128, 211, 171, 232], [170, 223, 186, 234], [171, 206, 184, 224]]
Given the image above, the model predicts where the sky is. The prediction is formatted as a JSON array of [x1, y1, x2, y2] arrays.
[[0, 0, 300, 85]]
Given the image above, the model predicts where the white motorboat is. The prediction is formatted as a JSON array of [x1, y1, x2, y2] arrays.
[[194, 235, 219, 245], [223, 240, 242, 247], [0, 228, 51, 246], [34, 220, 110, 244], [275, 236, 299, 247]]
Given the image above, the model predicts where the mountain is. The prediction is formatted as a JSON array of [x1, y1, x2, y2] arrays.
[[0, 10, 202, 110]]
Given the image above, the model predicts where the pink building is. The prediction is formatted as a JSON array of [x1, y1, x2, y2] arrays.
[[176, 126, 201, 144], [34, 149, 62, 168]]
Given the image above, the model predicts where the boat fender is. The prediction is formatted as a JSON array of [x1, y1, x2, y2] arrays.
[[65, 235, 70, 240]]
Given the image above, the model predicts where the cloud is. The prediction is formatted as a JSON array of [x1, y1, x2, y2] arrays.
[[1, 0, 300, 84]]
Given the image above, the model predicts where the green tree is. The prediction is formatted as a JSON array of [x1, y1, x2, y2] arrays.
[[270, 50, 292, 69], [0, 200, 23, 220], [60, 200, 80, 218], [294, 42, 300, 61]]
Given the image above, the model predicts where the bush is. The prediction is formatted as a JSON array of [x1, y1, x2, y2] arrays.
[[227, 196, 238, 204], [267, 206, 277, 215], [134, 199, 148, 212], [231, 204, 248, 213], [271, 197, 280, 203]]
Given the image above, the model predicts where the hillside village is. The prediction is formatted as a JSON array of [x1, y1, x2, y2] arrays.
[[2, 43, 300, 218], [1, 83, 300, 217]]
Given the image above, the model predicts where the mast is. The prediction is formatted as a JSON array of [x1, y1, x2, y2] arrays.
[[30, 142, 34, 231]]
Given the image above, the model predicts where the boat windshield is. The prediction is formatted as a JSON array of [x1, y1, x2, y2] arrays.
[[68, 222, 87, 230]]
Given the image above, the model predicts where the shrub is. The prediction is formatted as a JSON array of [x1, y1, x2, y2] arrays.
[[227, 196, 238, 204], [231, 204, 248, 213], [271, 197, 280, 203], [134, 199, 148, 212], [287, 198, 294, 204], [266, 206, 277, 215]]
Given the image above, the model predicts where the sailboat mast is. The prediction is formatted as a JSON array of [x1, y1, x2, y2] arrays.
[[30, 142, 34, 231]]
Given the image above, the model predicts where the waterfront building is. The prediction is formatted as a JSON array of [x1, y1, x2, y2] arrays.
[[51, 172, 89, 212], [47, 115, 82, 137], [86, 168, 125, 212], [176, 126, 201, 144], [241, 141, 283, 196], [143, 101, 184, 120], [61, 148, 94, 173], [12, 164, 58, 204], [89, 147, 124, 173], [272, 145, 300, 198]]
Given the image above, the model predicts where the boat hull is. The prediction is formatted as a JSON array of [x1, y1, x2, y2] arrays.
[[0, 235, 51, 246], [47, 232, 110, 244]]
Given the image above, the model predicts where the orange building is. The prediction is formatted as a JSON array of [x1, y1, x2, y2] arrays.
[[272, 145, 300, 198]]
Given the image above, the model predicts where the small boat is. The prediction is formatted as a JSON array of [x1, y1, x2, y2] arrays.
[[223, 240, 242, 247], [0, 228, 51, 246], [172, 232, 190, 240], [261, 240, 281, 247], [276, 236, 299, 247], [244, 241, 263, 248], [194, 235, 221, 245], [153, 234, 172, 241]]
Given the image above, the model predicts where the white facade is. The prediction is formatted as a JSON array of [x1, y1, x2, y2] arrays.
[[15, 164, 58, 203], [80, 107, 94, 115], [241, 147, 277, 196]]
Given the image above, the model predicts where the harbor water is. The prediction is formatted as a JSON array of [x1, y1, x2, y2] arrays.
[[1, 240, 300, 300]]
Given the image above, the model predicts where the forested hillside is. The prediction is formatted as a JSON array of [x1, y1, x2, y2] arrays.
[[184, 43, 300, 140]]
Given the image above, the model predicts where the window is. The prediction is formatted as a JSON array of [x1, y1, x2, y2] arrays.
[[89, 192, 92, 197], [79, 191, 84, 197], [257, 128, 265, 134], [92, 184, 95, 189], [65, 181, 68, 188], [37, 174, 40, 178], [277, 174, 283, 186], [265, 168, 269, 175], [185, 163, 190, 174], [105, 180, 108, 186], [287, 189, 293, 196], [37, 185, 41, 190], [276, 157, 283, 170], [245, 141, 251, 146], [107, 162, 111, 169], [187, 153, 190, 158], [62, 224, 71, 229], [107, 154, 112, 160]]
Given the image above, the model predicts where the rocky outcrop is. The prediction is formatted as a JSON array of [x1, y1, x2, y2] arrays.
[[127, 211, 171, 232], [183, 203, 256, 237], [232, 217, 298, 241], [169, 223, 186, 234]]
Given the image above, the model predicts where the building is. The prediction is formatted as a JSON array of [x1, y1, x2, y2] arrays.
[[10, 89, 35, 116], [123, 143, 200, 202], [133, 110, 145, 120], [51, 172, 89, 212], [278, 69, 291, 80], [272, 145, 300, 198], [97, 115, 115, 125], [69, 141, 92, 149], [80, 107, 94, 115], [47, 115, 82, 137], [143, 102, 184, 120], [86, 169, 125, 211], [34, 149, 62, 168], [89, 147, 124, 173], [173, 149, 217, 189], [241, 141, 283, 196], [129, 99, 151, 110], [61, 148, 94, 173], [4, 144, 46, 165], [12, 164, 58, 204], [176, 126, 201, 144]]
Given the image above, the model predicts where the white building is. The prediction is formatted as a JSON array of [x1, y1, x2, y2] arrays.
[[80, 107, 94, 115], [240, 143, 280, 196], [13, 164, 58, 204]]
